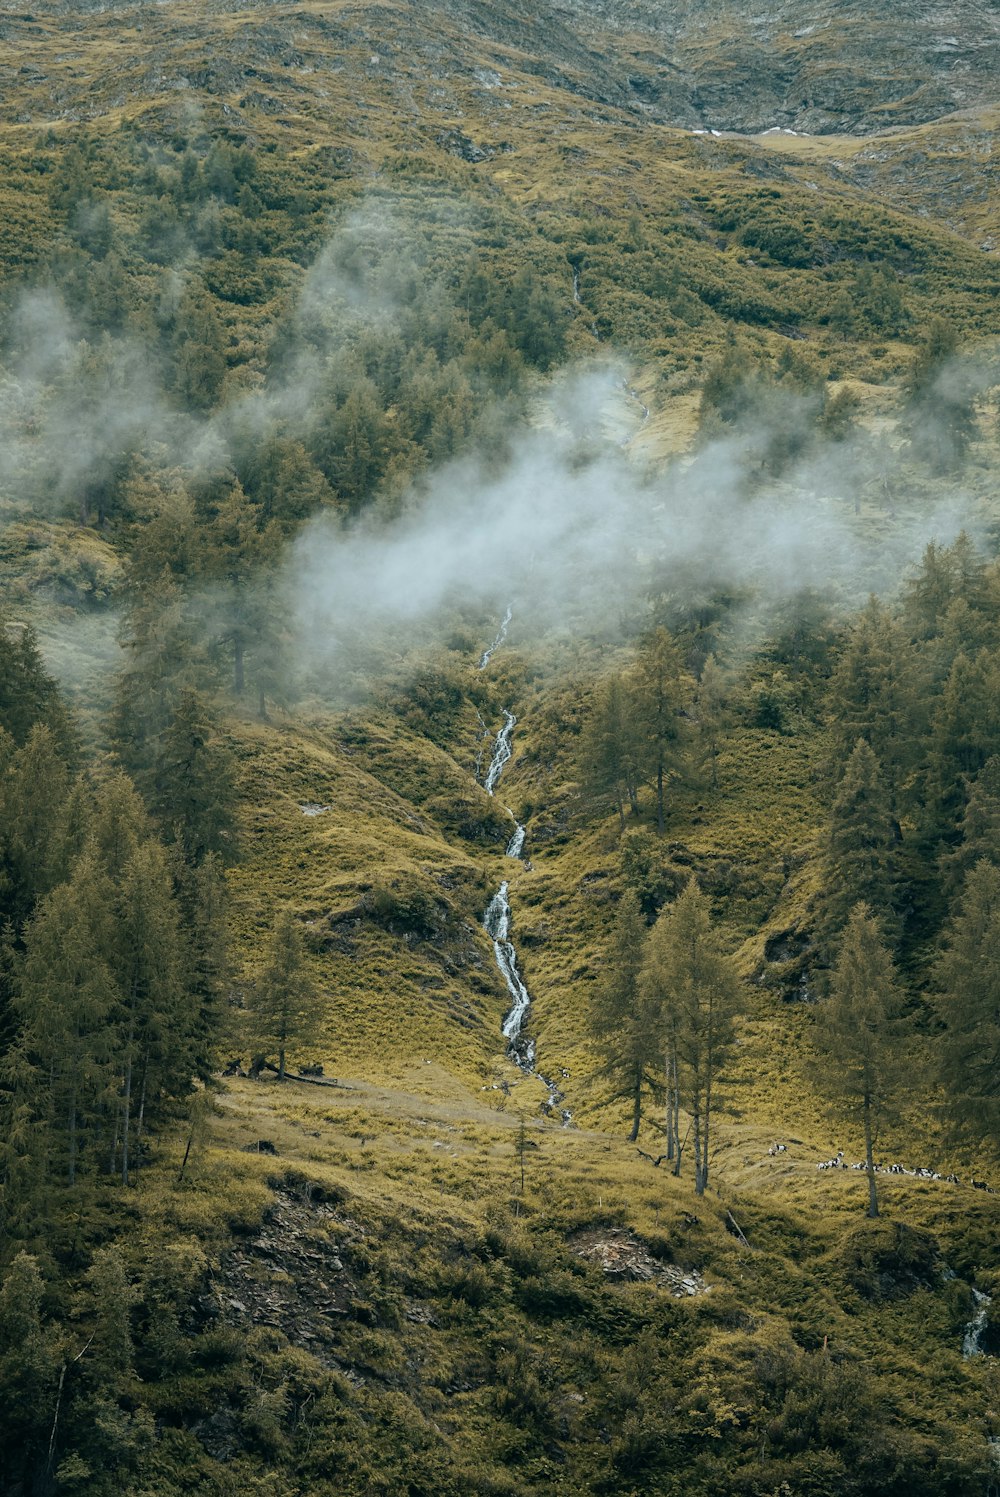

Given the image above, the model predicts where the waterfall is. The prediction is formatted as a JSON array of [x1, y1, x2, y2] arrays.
[[477, 610, 571, 1122], [963, 1288, 992, 1358], [478, 606, 512, 670], [484, 710, 517, 795]]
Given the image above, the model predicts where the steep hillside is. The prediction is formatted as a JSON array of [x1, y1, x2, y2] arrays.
[[2, 2, 1000, 1493]]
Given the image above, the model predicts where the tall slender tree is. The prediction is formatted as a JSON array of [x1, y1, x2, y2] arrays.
[[819, 738, 900, 960], [633, 628, 688, 836], [641, 879, 742, 1195], [250, 910, 322, 1081], [813, 904, 905, 1218], [590, 889, 657, 1142], [932, 860, 1000, 1147]]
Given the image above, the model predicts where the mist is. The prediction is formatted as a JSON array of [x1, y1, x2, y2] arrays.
[[285, 363, 991, 675], [0, 192, 996, 693]]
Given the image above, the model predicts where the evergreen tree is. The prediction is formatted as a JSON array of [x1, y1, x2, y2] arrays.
[[579, 675, 640, 829], [590, 890, 657, 1142], [819, 739, 900, 959], [150, 690, 237, 866], [641, 879, 741, 1195], [826, 598, 911, 810], [108, 840, 186, 1185], [694, 654, 729, 791], [0, 1252, 62, 1491], [0, 723, 74, 930], [0, 621, 71, 749], [813, 904, 906, 1217], [11, 857, 119, 1192], [905, 317, 978, 473], [633, 628, 688, 836], [201, 481, 283, 705], [172, 285, 226, 410], [940, 755, 1000, 898], [932, 860, 1000, 1146], [925, 649, 1000, 843], [250, 910, 322, 1081]]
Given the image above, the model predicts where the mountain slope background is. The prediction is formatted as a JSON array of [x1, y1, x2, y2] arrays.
[[1, 1, 1000, 1493]]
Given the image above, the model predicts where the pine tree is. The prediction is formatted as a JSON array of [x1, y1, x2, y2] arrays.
[[820, 739, 900, 959], [0, 621, 71, 749], [250, 910, 322, 1081], [0, 1253, 62, 1490], [0, 723, 74, 929], [201, 481, 285, 712], [905, 317, 978, 474], [694, 653, 729, 791], [641, 879, 742, 1195], [925, 650, 1000, 844], [813, 904, 906, 1217], [109, 840, 186, 1185], [12, 857, 119, 1191], [590, 890, 657, 1142], [826, 598, 911, 810], [940, 755, 1000, 898], [579, 675, 640, 829], [149, 690, 237, 866], [633, 628, 688, 836], [932, 860, 1000, 1146]]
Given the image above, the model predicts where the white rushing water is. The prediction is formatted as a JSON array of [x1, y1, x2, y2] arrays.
[[963, 1288, 993, 1358], [484, 709, 517, 795], [478, 605, 512, 670], [478, 610, 570, 1119], [484, 880, 535, 1069]]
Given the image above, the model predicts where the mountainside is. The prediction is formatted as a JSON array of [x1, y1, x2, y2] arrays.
[[6, 0, 1000, 135], [1, 1, 1000, 1493]]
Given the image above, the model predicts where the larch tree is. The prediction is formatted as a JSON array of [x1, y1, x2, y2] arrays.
[[590, 889, 658, 1142], [12, 857, 119, 1192], [825, 597, 912, 814], [819, 738, 900, 961], [251, 910, 322, 1081], [813, 903, 905, 1218], [693, 653, 729, 791], [579, 675, 640, 829], [633, 627, 689, 836], [641, 878, 742, 1195], [940, 754, 1000, 898], [931, 860, 1000, 1147]]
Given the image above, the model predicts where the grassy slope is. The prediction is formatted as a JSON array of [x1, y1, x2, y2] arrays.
[[2, 3, 1000, 1485]]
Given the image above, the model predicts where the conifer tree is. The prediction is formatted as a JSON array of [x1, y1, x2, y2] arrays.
[[633, 628, 688, 836], [820, 739, 900, 958], [12, 857, 119, 1190], [905, 317, 978, 473], [925, 650, 1000, 842], [251, 910, 322, 1081], [694, 653, 729, 790], [813, 904, 905, 1218], [932, 860, 1000, 1146], [590, 890, 657, 1142], [579, 675, 640, 829], [940, 755, 1000, 898], [641, 879, 741, 1195], [150, 690, 237, 866], [826, 598, 911, 809], [1, 723, 74, 929], [110, 840, 185, 1185], [0, 1253, 61, 1489]]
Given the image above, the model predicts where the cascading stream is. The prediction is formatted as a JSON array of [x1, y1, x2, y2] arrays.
[[478, 610, 570, 1120], [963, 1288, 993, 1358]]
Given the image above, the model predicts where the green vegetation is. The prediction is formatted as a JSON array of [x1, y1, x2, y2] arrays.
[[0, 2, 1000, 1492]]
